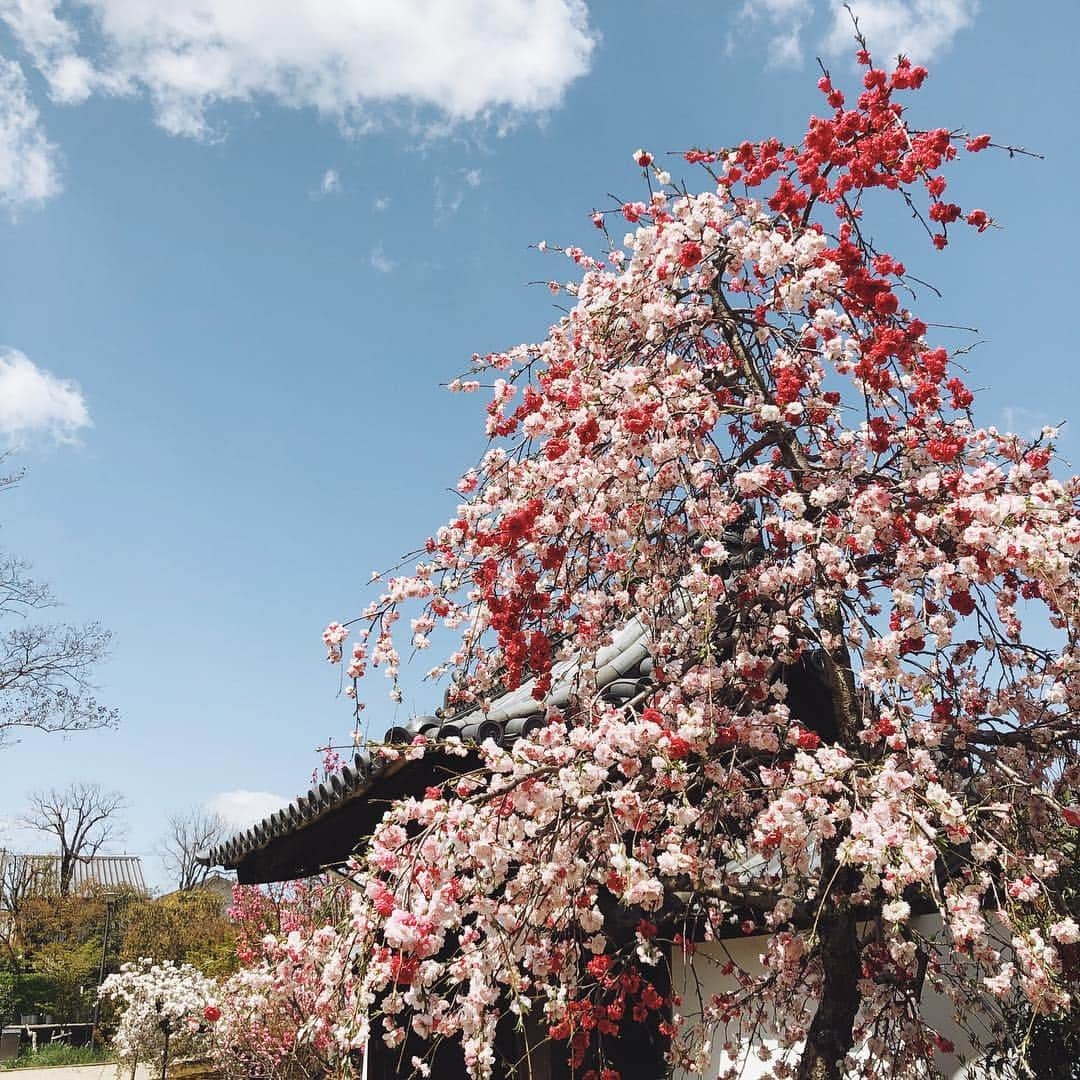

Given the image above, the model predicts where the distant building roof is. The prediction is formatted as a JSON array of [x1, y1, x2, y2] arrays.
[[4, 853, 148, 897]]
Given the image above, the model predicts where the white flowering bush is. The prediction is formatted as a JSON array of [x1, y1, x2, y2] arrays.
[[99, 958, 221, 1066]]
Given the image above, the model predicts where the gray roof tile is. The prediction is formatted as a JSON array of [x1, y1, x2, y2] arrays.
[[201, 619, 654, 872]]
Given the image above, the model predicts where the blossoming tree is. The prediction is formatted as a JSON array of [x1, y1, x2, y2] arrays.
[[314, 40, 1079, 1080], [99, 959, 219, 1072], [210, 881, 351, 1078]]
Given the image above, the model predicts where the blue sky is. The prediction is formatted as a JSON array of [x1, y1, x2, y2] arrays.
[[0, 0, 1077, 888]]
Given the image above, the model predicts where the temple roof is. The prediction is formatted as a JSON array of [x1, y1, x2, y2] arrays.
[[202, 618, 655, 882], [0, 851, 148, 895]]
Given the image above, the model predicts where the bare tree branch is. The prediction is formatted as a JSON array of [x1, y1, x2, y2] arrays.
[[0, 460, 119, 745], [22, 782, 127, 896], [159, 808, 227, 892]]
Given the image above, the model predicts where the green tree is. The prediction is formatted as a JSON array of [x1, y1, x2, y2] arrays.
[[7, 885, 141, 1021], [119, 888, 237, 978]]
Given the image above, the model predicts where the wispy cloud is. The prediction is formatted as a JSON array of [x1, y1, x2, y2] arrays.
[[434, 176, 463, 224], [207, 790, 287, 831], [729, 0, 978, 68], [0, 348, 90, 445], [0, 1, 596, 142], [1002, 405, 1054, 440], [730, 0, 814, 66], [434, 168, 482, 225], [372, 195, 391, 213], [315, 168, 342, 197], [369, 244, 396, 274], [823, 0, 979, 63], [0, 58, 62, 216]]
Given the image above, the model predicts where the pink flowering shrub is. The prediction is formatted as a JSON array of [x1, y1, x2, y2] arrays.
[[293, 43, 1077, 1080], [203, 880, 359, 1078], [104, 885, 359, 1079], [229, 879, 342, 966], [212, 923, 356, 1079]]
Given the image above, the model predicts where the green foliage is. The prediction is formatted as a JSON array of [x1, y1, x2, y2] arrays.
[[0, 1042, 111, 1070], [119, 888, 237, 978], [0, 964, 59, 1024], [23, 938, 99, 1020], [3, 886, 141, 1022], [2, 883, 236, 1024], [0, 968, 12, 1022]]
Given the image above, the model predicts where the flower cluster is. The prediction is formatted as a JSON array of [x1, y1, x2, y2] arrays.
[[212, 924, 358, 1079], [301, 46, 1080, 1080], [209, 879, 362, 1078], [99, 958, 219, 1066]]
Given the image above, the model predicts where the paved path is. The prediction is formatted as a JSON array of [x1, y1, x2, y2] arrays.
[[2, 1066, 152, 1079]]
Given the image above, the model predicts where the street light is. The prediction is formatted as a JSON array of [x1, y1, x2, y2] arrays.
[[89, 892, 116, 1046]]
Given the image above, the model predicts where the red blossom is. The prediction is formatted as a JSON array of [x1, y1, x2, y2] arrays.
[[299, 44, 1079, 1080], [678, 241, 703, 269], [948, 590, 976, 616]]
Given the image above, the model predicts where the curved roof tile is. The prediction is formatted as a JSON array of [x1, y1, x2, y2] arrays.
[[200, 618, 654, 873]]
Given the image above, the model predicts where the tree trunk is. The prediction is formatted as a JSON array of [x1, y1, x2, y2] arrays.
[[796, 898, 861, 1080], [793, 601, 865, 1080], [59, 851, 73, 897]]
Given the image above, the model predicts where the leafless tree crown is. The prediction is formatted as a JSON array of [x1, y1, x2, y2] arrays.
[[159, 807, 226, 891], [0, 466, 119, 746], [22, 781, 127, 895]]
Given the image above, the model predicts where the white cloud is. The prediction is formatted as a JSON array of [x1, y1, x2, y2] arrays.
[[731, 0, 814, 66], [0, 1, 99, 103], [824, 0, 979, 63], [0, 0, 596, 141], [729, 0, 977, 68], [0, 57, 62, 215], [316, 167, 342, 197], [434, 168, 482, 224], [207, 789, 287, 831], [372, 195, 390, 212], [0, 348, 90, 444], [369, 244, 396, 274]]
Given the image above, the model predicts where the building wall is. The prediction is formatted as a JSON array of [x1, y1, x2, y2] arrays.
[[670, 916, 991, 1079]]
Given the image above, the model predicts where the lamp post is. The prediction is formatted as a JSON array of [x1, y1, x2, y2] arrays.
[[89, 893, 116, 1045]]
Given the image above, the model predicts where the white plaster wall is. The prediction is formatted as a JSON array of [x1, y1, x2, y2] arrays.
[[670, 916, 993, 1079]]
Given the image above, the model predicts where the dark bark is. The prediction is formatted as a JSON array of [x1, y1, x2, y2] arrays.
[[796, 864, 862, 1080], [797, 605, 865, 1080]]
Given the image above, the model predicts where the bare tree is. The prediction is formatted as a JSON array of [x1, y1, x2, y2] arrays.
[[0, 848, 53, 958], [22, 782, 126, 895], [0, 849, 25, 960], [0, 466, 119, 747], [159, 807, 226, 891], [0, 847, 37, 912]]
